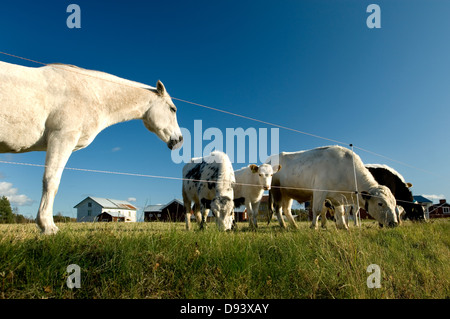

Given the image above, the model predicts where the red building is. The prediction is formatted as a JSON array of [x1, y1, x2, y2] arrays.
[[428, 199, 450, 219]]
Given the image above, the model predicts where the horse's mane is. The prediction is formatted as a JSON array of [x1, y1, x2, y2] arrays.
[[47, 63, 156, 91], [48, 63, 81, 69]]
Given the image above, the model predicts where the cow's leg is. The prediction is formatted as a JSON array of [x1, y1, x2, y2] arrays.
[[200, 205, 209, 230], [352, 205, 360, 227], [37, 132, 78, 235], [344, 205, 349, 226], [320, 205, 328, 228], [251, 201, 260, 228], [194, 206, 202, 225], [267, 190, 274, 225], [310, 192, 326, 230], [271, 188, 286, 229], [274, 202, 286, 229], [182, 190, 192, 230], [246, 201, 255, 228], [310, 211, 320, 229], [334, 204, 348, 230], [183, 201, 193, 231], [395, 206, 403, 226], [184, 206, 191, 230], [282, 197, 298, 229]]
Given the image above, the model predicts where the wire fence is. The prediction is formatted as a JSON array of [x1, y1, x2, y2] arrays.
[[0, 51, 438, 213]]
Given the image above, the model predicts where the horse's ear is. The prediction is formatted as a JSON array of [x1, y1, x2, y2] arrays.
[[156, 80, 166, 96]]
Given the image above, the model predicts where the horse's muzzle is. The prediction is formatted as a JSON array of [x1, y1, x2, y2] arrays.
[[167, 135, 183, 150]]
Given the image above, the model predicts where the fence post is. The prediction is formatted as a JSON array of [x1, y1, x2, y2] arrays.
[[350, 144, 361, 227]]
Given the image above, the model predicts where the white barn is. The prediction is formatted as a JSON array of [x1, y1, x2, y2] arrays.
[[74, 197, 137, 222]]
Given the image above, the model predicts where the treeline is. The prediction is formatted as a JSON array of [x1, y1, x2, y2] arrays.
[[0, 196, 76, 224]]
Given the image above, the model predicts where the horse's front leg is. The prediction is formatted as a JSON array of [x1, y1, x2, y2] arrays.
[[37, 132, 79, 235]]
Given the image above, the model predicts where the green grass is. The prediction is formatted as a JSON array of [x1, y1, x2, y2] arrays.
[[0, 219, 449, 299]]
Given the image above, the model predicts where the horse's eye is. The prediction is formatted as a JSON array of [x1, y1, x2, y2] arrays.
[[378, 203, 383, 207]]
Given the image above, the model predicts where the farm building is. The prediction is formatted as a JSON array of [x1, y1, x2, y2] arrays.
[[144, 199, 185, 222], [231, 194, 271, 222], [74, 197, 137, 222], [428, 199, 450, 219], [144, 198, 255, 223], [413, 195, 434, 219], [257, 194, 270, 221], [234, 205, 248, 222]]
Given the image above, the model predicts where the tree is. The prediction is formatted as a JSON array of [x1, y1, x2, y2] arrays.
[[0, 196, 14, 224]]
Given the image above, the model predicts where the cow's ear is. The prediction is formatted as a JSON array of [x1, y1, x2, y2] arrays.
[[156, 80, 166, 96], [249, 164, 259, 173], [361, 191, 371, 200], [272, 164, 282, 173], [406, 182, 413, 188]]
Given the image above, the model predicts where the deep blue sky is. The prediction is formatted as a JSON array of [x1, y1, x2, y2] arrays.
[[0, 0, 449, 219]]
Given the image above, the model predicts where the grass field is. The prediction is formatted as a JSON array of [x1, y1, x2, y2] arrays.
[[0, 219, 448, 299]]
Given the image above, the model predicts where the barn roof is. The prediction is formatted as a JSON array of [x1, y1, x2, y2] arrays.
[[144, 204, 165, 212], [74, 196, 137, 210], [234, 206, 246, 213], [413, 195, 433, 204], [144, 199, 183, 212]]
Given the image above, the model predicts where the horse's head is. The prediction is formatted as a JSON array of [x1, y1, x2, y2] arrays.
[[143, 80, 183, 150]]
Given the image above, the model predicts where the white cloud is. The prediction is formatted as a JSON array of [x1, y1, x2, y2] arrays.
[[0, 181, 34, 206], [127, 197, 137, 202], [422, 194, 446, 203], [112, 147, 121, 152]]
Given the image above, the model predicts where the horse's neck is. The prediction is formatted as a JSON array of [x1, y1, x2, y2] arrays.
[[100, 84, 154, 127]]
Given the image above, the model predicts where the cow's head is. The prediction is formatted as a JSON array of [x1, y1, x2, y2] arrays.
[[211, 196, 235, 231], [249, 164, 282, 191], [361, 185, 398, 227], [143, 80, 183, 150]]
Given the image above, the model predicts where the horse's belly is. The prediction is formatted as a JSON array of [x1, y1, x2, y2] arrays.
[[0, 133, 46, 153], [0, 142, 45, 153], [0, 115, 46, 153]]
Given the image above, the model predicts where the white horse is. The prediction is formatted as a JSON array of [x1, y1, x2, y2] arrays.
[[0, 61, 183, 234]]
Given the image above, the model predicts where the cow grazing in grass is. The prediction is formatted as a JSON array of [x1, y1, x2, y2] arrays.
[[233, 163, 281, 228], [0, 61, 183, 234], [266, 146, 399, 229], [182, 151, 235, 231], [365, 164, 425, 221]]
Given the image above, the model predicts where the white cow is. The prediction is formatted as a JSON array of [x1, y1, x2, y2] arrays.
[[233, 163, 281, 228], [0, 61, 183, 234], [182, 151, 235, 231], [266, 146, 398, 229]]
